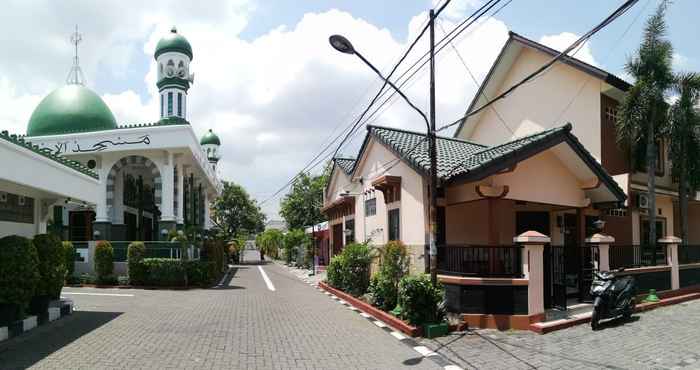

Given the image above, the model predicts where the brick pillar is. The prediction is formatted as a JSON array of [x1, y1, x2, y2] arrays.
[[585, 233, 615, 272], [514, 231, 550, 317], [659, 236, 681, 290]]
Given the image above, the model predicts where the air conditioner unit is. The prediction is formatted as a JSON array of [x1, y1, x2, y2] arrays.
[[637, 193, 649, 209]]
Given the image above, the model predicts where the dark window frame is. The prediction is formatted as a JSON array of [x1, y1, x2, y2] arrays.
[[365, 197, 377, 217], [388, 208, 400, 241]]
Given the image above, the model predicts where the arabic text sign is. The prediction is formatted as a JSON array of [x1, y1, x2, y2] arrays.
[[38, 135, 151, 156]]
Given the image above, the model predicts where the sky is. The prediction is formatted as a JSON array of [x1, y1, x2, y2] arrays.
[[0, 0, 698, 219]]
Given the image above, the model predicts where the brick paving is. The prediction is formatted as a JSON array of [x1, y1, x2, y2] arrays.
[[420, 299, 700, 370], [0, 260, 438, 370]]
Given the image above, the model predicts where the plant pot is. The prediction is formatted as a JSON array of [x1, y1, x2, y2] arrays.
[[423, 322, 449, 338]]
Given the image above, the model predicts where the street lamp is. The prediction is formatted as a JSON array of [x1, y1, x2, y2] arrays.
[[330, 31, 440, 285]]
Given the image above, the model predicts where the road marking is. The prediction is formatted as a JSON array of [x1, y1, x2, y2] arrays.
[[373, 320, 388, 328], [390, 331, 406, 340], [359, 312, 372, 319], [413, 346, 438, 357], [61, 292, 134, 297], [258, 266, 276, 291], [444, 366, 463, 370]]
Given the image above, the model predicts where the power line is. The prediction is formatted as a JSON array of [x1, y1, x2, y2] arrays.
[[436, 0, 640, 135]]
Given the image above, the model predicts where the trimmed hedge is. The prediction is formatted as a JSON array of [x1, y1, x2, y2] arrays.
[[202, 240, 226, 274], [95, 240, 114, 284], [33, 234, 66, 299], [132, 258, 219, 287], [62, 241, 75, 279], [127, 242, 147, 285], [0, 236, 40, 325]]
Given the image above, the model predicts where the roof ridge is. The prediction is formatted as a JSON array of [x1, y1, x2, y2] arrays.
[[368, 124, 487, 147], [470, 123, 571, 156]]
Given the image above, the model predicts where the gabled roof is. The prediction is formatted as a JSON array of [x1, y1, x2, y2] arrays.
[[454, 31, 631, 138], [334, 157, 356, 175], [360, 124, 626, 203]]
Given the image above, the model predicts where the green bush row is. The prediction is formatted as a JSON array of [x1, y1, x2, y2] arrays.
[[130, 258, 218, 287], [0, 234, 72, 326]]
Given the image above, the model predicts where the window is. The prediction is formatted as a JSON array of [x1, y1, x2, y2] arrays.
[[0, 192, 6, 203], [18, 196, 25, 206], [177, 93, 182, 117], [634, 140, 664, 176], [167, 92, 173, 116], [160, 94, 164, 117], [605, 208, 628, 217], [345, 219, 355, 244], [365, 197, 376, 216], [388, 208, 400, 241]]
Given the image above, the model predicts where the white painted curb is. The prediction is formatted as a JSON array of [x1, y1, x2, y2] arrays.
[[22, 316, 37, 332], [48, 307, 61, 322]]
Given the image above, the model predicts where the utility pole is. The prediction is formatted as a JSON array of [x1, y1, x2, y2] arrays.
[[428, 8, 439, 286]]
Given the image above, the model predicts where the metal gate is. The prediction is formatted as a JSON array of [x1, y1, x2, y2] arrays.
[[545, 245, 568, 310]]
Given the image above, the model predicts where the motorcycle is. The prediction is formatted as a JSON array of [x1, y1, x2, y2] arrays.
[[589, 268, 636, 330]]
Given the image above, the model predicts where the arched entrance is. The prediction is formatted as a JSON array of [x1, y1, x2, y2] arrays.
[[106, 155, 162, 240]]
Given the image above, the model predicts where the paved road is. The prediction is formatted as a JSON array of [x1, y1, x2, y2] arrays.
[[420, 299, 700, 370], [0, 262, 438, 370]]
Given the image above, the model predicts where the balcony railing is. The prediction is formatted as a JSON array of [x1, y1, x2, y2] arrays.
[[609, 244, 666, 269], [437, 244, 523, 278], [680, 245, 700, 265]]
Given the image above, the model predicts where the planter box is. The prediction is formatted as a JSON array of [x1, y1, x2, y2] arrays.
[[424, 322, 448, 338], [0, 327, 7, 341], [22, 316, 37, 332], [319, 281, 422, 337]]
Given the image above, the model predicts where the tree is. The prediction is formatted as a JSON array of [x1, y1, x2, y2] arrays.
[[667, 72, 700, 245], [279, 172, 327, 230], [256, 229, 284, 260], [616, 1, 674, 246], [211, 182, 266, 240]]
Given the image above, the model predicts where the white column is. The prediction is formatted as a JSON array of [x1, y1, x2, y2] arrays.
[[95, 168, 110, 222], [177, 163, 186, 225], [514, 231, 550, 317], [204, 192, 211, 229], [585, 233, 615, 272], [160, 152, 175, 222], [659, 236, 682, 291]]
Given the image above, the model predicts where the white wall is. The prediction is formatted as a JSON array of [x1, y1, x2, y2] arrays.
[[461, 48, 603, 161]]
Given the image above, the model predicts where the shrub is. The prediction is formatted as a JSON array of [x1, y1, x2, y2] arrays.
[[325, 243, 372, 296], [0, 235, 40, 324], [202, 240, 226, 274], [33, 234, 66, 299], [142, 258, 186, 286], [326, 254, 345, 289], [396, 274, 445, 326], [94, 240, 114, 284], [62, 241, 75, 279], [127, 242, 147, 285], [368, 241, 409, 311], [185, 260, 218, 286]]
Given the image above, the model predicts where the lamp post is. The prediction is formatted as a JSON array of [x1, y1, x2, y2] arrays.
[[330, 22, 439, 285]]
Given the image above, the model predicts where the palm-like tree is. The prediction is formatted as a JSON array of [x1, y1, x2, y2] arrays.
[[667, 72, 700, 245], [616, 1, 674, 246]]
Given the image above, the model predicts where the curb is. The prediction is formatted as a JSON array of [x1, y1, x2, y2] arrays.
[[0, 299, 73, 343], [282, 264, 463, 370], [530, 292, 700, 334]]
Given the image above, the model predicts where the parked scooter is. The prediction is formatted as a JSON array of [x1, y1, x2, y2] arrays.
[[589, 268, 636, 330]]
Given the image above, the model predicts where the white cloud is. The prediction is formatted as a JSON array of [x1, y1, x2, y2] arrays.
[[539, 32, 599, 67], [0, 2, 511, 218], [673, 52, 690, 70]]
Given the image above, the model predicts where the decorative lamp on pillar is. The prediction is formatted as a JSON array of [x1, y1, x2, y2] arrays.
[[93, 229, 101, 240], [161, 228, 169, 240]]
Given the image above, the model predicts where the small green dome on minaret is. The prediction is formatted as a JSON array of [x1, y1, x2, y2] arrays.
[[155, 26, 193, 60], [200, 129, 221, 146], [26, 85, 117, 136]]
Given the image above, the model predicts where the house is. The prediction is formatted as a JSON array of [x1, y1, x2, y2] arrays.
[[322, 31, 700, 330], [1, 27, 222, 242]]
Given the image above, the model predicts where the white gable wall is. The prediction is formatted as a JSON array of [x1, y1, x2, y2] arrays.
[[460, 48, 603, 162]]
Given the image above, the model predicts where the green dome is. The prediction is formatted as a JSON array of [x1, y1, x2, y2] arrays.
[[155, 27, 193, 60], [27, 85, 117, 137], [200, 129, 221, 146]]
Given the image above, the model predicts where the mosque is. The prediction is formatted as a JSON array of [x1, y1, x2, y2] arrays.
[[0, 26, 222, 241]]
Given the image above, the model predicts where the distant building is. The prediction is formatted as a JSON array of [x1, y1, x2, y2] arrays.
[[265, 219, 287, 232]]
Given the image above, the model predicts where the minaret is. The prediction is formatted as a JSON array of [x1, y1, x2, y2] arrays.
[[200, 129, 221, 171], [154, 26, 194, 121]]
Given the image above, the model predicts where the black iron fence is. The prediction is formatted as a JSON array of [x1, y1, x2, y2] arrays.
[[680, 245, 700, 265], [436, 245, 523, 278], [609, 244, 666, 269]]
